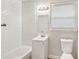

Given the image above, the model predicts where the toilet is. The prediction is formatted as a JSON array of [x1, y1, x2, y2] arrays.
[[60, 39, 74, 59]]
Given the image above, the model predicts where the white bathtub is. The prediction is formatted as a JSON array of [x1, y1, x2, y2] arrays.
[[3, 46, 32, 59]]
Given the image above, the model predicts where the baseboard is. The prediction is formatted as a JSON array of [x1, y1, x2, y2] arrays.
[[48, 55, 60, 59]]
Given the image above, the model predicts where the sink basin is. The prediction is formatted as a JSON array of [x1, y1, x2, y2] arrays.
[[32, 34, 48, 41]]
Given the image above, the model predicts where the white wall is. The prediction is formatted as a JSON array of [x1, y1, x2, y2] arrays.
[[1, 0, 22, 57], [22, 1, 37, 46]]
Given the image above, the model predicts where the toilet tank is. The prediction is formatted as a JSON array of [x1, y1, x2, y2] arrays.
[[61, 39, 73, 53]]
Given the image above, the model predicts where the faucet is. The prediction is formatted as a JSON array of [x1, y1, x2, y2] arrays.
[[40, 31, 45, 37]]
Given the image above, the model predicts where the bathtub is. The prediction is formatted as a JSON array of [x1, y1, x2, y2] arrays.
[[3, 46, 32, 59]]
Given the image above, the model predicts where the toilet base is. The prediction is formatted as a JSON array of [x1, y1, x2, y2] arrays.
[[60, 53, 74, 59]]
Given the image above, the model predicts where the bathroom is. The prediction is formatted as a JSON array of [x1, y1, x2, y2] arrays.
[[1, 0, 78, 59]]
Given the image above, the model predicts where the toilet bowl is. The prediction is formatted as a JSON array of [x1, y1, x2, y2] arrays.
[[60, 39, 74, 59]]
